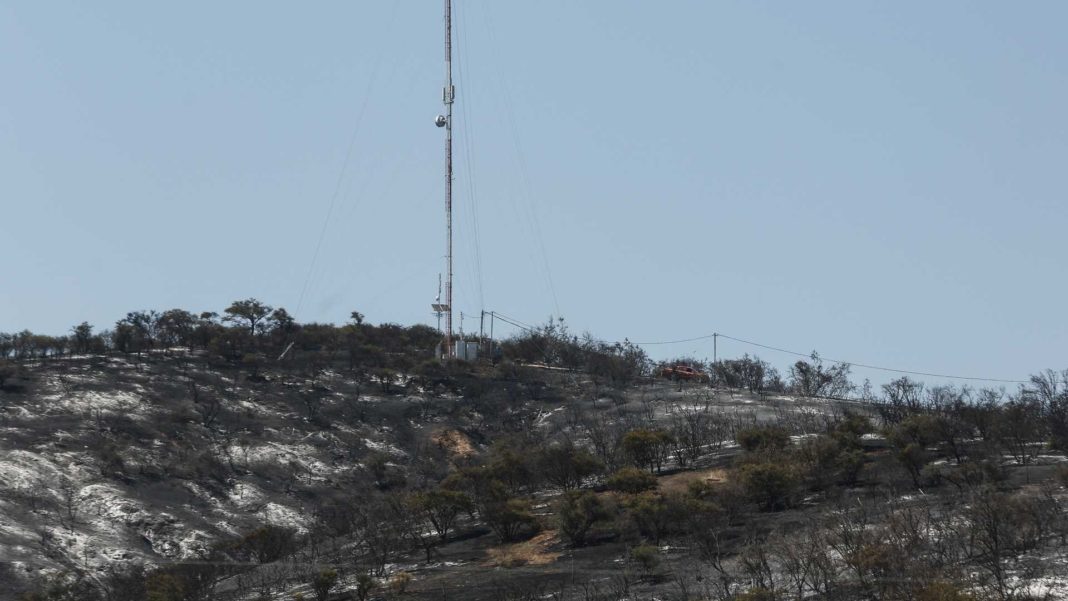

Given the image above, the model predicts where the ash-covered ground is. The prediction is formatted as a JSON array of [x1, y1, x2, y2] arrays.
[[2, 351, 1067, 601]]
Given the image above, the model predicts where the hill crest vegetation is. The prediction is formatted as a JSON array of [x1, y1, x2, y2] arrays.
[[2, 299, 1068, 600]]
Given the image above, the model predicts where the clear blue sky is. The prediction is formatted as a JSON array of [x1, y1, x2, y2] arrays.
[[2, 2, 1065, 388]]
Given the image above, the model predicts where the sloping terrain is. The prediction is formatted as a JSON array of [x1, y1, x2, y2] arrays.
[[0, 353, 436, 591], [0, 352, 826, 598], [3, 350, 1068, 601]]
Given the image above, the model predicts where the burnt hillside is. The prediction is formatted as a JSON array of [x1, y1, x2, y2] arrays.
[[2, 307, 1068, 600]]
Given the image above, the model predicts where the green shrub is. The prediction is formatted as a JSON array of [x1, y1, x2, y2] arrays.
[[629, 544, 660, 575], [625, 492, 687, 545], [887, 414, 941, 448], [310, 569, 338, 601], [831, 411, 873, 449], [736, 426, 791, 453], [896, 443, 927, 489], [353, 572, 377, 601], [536, 443, 604, 491], [798, 435, 866, 488], [232, 525, 297, 563], [837, 449, 865, 485], [737, 460, 802, 510], [557, 490, 610, 547], [483, 498, 539, 542], [621, 428, 674, 473], [409, 488, 472, 541], [606, 467, 657, 494]]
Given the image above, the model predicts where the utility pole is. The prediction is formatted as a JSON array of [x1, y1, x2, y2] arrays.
[[713, 332, 718, 365], [435, 0, 455, 358]]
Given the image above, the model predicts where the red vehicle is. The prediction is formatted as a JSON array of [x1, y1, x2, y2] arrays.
[[659, 364, 710, 383]]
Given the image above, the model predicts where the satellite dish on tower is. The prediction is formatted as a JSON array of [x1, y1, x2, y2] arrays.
[[434, 114, 447, 127]]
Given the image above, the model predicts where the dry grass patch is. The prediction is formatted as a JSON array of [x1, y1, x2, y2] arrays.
[[432, 429, 477, 460], [484, 530, 561, 568], [658, 468, 728, 495]]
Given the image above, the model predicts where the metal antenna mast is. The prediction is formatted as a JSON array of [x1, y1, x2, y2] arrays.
[[439, 0, 456, 358]]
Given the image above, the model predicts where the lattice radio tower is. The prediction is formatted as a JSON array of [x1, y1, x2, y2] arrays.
[[433, 0, 456, 358]]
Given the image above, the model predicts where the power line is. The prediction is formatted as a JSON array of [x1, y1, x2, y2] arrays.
[[481, 3, 561, 318], [492, 313, 535, 332], [490, 312, 560, 363], [454, 0, 485, 311], [293, 4, 399, 319], [493, 314, 1027, 384], [631, 333, 719, 346], [632, 329, 1027, 384], [717, 333, 1028, 384]]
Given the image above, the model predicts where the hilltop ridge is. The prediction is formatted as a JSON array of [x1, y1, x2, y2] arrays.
[[2, 303, 1068, 600]]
